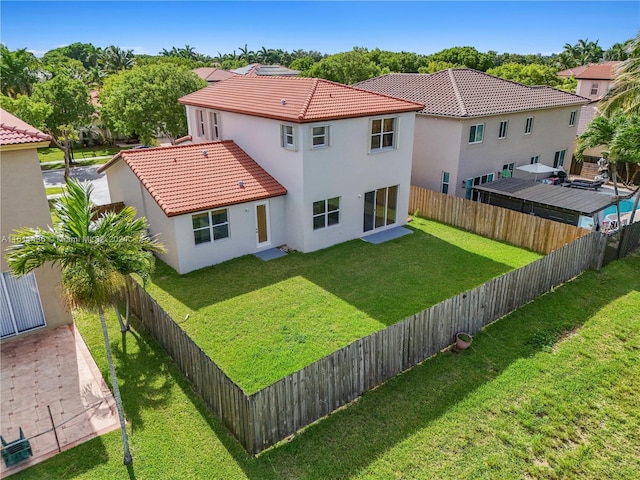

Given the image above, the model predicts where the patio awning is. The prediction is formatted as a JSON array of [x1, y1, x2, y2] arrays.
[[515, 163, 561, 175]]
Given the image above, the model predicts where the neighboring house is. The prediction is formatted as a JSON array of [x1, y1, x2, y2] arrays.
[[0, 109, 72, 339], [558, 61, 622, 137], [230, 63, 299, 77], [193, 67, 238, 84], [99, 76, 422, 273], [355, 69, 589, 199]]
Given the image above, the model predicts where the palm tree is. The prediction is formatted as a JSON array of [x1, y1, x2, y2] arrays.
[[600, 34, 640, 116], [0, 44, 39, 97], [608, 115, 640, 223], [100, 46, 135, 74], [5, 180, 165, 466]]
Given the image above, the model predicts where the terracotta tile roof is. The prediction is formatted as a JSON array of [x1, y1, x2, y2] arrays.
[[231, 63, 300, 77], [557, 65, 590, 77], [354, 69, 589, 118], [179, 76, 423, 123], [98, 141, 286, 217], [573, 61, 622, 80], [193, 67, 238, 82], [0, 108, 51, 146]]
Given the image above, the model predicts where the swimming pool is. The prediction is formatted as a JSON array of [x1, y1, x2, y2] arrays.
[[603, 199, 640, 217]]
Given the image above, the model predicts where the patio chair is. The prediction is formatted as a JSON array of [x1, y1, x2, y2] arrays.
[[1, 427, 33, 467]]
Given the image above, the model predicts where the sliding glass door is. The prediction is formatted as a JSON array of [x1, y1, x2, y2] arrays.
[[363, 185, 398, 232]]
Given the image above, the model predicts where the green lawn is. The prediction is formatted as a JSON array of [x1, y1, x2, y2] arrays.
[[145, 218, 541, 393], [13, 252, 640, 480], [38, 146, 123, 163]]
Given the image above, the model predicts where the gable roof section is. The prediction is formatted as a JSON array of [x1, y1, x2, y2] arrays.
[[0, 108, 51, 147], [98, 141, 287, 217], [179, 76, 423, 123], [573, 61, 622, 80], [193, 67, 238, 82], [354, 69, 589, 118]]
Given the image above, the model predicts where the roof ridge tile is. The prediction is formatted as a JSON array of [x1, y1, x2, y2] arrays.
[[448, 69, 467, 116]]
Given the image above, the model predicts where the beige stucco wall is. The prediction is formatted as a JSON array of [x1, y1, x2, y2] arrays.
[[576, 79, 612, 100], [1, 147, 72, 337], [413, 106, 582, 197]]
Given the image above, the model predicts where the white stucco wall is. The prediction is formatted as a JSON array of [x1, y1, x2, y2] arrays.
[[103, 160, 180, 272], [172, 196, 286, 274], [184, 105, 416, 254], [412, 106, 581, 198]]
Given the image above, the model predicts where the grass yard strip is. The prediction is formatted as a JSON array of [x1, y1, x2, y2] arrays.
[[38, 146, 123, 163], [144, 217, 540, 393], [45, 186, 66, 196], [12, 252, 639, 479]]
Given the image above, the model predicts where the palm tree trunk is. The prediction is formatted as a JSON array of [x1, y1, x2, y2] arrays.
[[98, 305, 133, 465]]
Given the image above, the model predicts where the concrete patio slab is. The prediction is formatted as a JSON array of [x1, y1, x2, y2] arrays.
[[254, 247, 287, 261], [1, 324, 119, 476], [361, 226, 413, 244]]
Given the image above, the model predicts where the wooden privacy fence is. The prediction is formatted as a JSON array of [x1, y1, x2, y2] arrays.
[[409, 185, 590, 254], [124, 233, 606, 455]]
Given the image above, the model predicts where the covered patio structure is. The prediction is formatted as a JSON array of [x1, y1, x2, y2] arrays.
[[473, 178, 619, 230]]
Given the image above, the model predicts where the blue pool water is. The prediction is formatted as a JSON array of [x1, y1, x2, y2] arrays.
[[604, 199, 639, 217]]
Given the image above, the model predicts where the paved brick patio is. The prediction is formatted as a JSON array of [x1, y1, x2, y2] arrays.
[[1, 324, 119, 476]]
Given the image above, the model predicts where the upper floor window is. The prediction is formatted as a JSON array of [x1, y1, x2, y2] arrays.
[[590, 82, 599, 96], [553, 150, 566, 168], [569, 111, 577, 127], [498, 121, 508, 139], [192, 209, 229, 245], [468, 124, 484, 144], [311, 125, 330, 149], [525, 117, 534, 135], [281, 124, 296, 150], [530, 155, 540, 164], [196, 109, 205, 137], [370, 117, 397, 152], [313, 197, 340, 230], [209, 112, 220, 140]]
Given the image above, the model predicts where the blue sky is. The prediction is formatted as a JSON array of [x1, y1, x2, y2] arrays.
[[1, 1, 638, 57]]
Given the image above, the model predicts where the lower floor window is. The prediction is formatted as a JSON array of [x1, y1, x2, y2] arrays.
[[465, 173, 495, 201], [553, 150, 566, 168], [313, 197, 340, 230], [441, 171, 450, 194], [192, 209, 229, 245]]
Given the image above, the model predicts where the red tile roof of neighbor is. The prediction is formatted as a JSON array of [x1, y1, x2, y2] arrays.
[[354, 69, 589, 118], [98, 141, 287, 217], [179, 76, 424, 123], [0, 108, 51, 146], [573, 61, 622, 80], [193, 67, 238, 82]]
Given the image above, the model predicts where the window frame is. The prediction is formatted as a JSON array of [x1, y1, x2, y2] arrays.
[[196, 109, 205, 137], [311, 125, 330, 149], [209, 111, 221, 140], [502, 162, 515, 176], [312, 197, 340, 230], [569, 110, 577, 127], [441, 171, 450, 194], [530, 155, 540, 164], [468, 123, 484, 144], [553, 149, 566, 168], [280, 124, 296, 150], [498, 120, 508, 139], [525, 117, 534, 135], [369, 116, 398, 153], [192, 209, 230, 246], [590, 82, 599, 96]]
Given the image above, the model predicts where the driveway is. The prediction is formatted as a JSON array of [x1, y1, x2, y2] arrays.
[[0, 325, 119, 476], [42, 165, 111, 206]]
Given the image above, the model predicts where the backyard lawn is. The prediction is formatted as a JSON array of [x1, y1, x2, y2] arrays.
[[144, 217, 541, 393], [13, 252, 640, 479], [37, 146, 123, 163]]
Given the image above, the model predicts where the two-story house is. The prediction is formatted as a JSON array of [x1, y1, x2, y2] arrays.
[[98, 77, 422, 273], [1, 109, 72, 339], [355, 69, 589, 199]]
